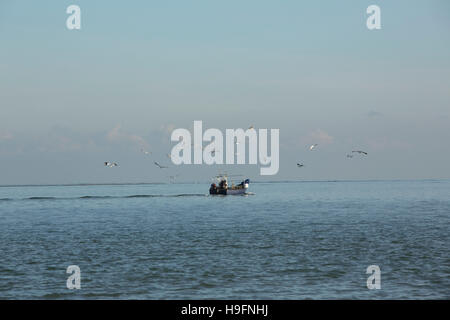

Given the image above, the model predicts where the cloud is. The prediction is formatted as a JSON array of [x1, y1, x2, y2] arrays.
[[0, 131, 13, 141], [159, 123, 176, 135], [107, 125, 149, 149], [40, 126, 101, 152], [302, 129, 334, 145], [157, 123, 177, 143], [368, 110, 383, 118], [0, 127, 100, 156]]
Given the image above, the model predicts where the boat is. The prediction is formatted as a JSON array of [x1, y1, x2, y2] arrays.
[[209, 175, 250, 195]]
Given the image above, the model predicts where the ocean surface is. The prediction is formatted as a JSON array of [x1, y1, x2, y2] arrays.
[[0, 180, 448, 299]]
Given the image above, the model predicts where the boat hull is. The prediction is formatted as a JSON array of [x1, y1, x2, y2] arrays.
[[224, 186, 248, 195]]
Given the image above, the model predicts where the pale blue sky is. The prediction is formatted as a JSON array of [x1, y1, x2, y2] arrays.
[[1, 1, 449, 184]]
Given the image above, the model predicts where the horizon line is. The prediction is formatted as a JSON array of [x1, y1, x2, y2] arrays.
[[1, 178, 449, 188]]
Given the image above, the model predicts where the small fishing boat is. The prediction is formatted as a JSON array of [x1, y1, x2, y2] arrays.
[[209, 175, 250, 195]]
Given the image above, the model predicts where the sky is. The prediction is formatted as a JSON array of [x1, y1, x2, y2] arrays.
[[0, 0, 449, 184]]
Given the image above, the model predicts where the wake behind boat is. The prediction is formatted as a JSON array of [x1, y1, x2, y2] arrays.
[[209, 175, 250, 195]]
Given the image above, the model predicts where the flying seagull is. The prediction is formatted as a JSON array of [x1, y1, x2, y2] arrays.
[[352, 150, 368, 155], [297, 163, 304, 168], [154, 161, 168, 169], [104, 162, 118, 167], [309, 144, 318, 150]]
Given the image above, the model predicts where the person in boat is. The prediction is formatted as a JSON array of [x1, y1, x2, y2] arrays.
[[236, 179, 249, 189], [219, 179, 227, 189]]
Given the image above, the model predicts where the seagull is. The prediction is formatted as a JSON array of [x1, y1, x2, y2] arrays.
[[154, 161, 168, 169], [352, 150, 368, 155], [104, 162, 118, 167], [309, 144, 318, 150], [297, 163, 304, 168], [346, 154, 354, 158]]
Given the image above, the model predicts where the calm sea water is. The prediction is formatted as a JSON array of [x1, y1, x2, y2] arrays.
[[0, 180, 448, 299]]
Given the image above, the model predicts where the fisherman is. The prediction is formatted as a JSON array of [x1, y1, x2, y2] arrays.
[[209, 183, 217, 194]]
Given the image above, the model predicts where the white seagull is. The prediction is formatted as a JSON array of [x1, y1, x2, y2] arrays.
[[309, 144, 318, 150], [141, 148, 151, 155]]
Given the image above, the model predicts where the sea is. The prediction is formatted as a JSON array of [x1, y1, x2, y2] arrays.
[[0, 180, 448, 299]]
